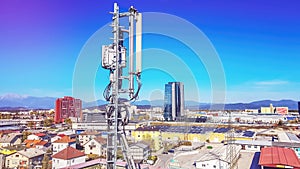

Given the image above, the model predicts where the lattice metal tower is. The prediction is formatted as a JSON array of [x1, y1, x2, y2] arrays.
[[226, 111, 235, 169], [101, 3, 142, 169]]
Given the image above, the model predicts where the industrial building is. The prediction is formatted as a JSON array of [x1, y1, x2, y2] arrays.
[[131, 126, 255, 151], [163, 82, 185, 121], [194, 145, 241, 169], [54, 96, 82, 123], [258, 147, 300, 168], [260, 104, 288, 114]]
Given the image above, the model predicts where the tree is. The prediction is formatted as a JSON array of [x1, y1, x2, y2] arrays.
[[22, 131, 31, 141], [42, 153, 50, 169], [64, 118, 72, 126], [138, 116, 144, 121], [87, 154, 100, 161], [43, 119, 53, 127], [27, 121, 35, 128], [278, 120, 283, 126], [144, 115, 150, 120]]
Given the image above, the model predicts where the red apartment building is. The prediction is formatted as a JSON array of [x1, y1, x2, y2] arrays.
[[54, 96, 82, 123]]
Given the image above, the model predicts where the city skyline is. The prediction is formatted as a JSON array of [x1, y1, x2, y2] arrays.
[[1, 0, 300, 103]]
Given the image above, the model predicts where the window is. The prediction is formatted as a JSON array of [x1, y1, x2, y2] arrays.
[[254, 145, 257, 148], [213, 165, 216, 168], [202, 164, 206, 167], [16, 154, 19, 157]]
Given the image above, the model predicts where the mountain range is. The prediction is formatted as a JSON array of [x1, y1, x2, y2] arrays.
[[0, 94, 298, 110]]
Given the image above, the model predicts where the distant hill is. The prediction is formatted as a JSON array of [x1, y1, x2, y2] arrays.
[[0, 94, 298, 110], [223, 99, 298, 110], [0, 94, 56, 109]]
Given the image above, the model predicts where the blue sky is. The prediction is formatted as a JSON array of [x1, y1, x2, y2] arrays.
[[1, 0, 300, 103]]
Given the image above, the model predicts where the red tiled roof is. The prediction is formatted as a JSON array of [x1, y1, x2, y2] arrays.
[[53, 136, 75, 143], [23, 140, 48, 148], [35, 140, 47, 146], [259, 147, 300, 168], [57, 134, 66, 137], [52, 147, 85, 160], [35, 133, 46, 137]]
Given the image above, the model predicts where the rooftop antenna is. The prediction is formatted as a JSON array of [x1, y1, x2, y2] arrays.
[[101, 3, 142, 169]]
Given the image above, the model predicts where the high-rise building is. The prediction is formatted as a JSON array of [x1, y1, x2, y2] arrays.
[[163, 82, 184, 121], [55, 96, 82, 123]]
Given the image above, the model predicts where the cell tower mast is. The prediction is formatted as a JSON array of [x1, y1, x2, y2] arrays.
[[101, 3, 142, 169]]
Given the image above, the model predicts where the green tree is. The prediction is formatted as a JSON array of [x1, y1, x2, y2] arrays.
[[87, 154, 100, 160], [27, 121, 35, 128], [42, 153, 50, 169], [22, 131, 31, 141], [64, 118, 72, 126], [138, 116, 145, 121], [278, 120, 283, 126], [144, 115, 150, 120], [43, 118, 53, 127]]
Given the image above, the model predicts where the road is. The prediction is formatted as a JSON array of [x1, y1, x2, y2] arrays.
[[153, 154, 174, 168]]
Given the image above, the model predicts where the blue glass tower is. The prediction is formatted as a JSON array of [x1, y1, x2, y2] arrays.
[[163, 82, 185, 121]]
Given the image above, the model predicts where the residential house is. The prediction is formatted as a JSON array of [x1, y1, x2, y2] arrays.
[[57, 130, 76, 139], [27, 134, 42, 140], [52, 146, 85, 169], [23, 139, 50, 151], [5, 148, 45, 169], [78, 131, 101, 146], [52, 136, 76, 153], [0, 148, 16, 168], [35, 140, 50, 150], [0, 154, 4, 169], [0, 133, 22, 148], [27, 133, 51, 141], [129, 142, 150, 162], [51, 134, 64, 143], [84, 136, 107, 157]]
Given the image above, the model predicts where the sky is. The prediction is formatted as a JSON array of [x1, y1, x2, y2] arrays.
[[0, 0, 300, 103]]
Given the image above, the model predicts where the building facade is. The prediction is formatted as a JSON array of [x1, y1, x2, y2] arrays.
[[55, 96, 82, 123], [163, 82, 184, 121], [52, 136, 76, 153], [84, 136, 107, 157], [129, 142, 150, 162], [52, 147, 85, 169], [5, 148, 45, 169]]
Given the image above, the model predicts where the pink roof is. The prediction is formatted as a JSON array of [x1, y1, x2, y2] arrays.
[[259, 147, 300, 168]]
